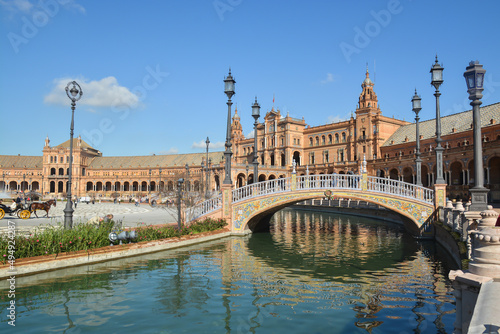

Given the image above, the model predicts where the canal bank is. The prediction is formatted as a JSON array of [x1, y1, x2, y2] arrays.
[[0, 228, 234, 280]]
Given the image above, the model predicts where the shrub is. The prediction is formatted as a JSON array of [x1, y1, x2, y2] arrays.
[[1, 218, 226, 263]]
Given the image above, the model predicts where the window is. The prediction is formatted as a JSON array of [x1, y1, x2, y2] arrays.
[[328, 134, 332, 144], [315, 137, 319, 146], [342, 132, 346, 142], [324, 151, 329, 163], [335, 133, 339, 143], [363, 146, 366, 153], [310, 153, 315, 164], [322, 136, 325, 145], [60, 156, 63, 163], [309, 138, 313, 146]]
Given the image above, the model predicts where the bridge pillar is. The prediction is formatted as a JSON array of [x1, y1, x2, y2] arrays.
[[221, 183, 233, 231], [433, 183, 446, 209]]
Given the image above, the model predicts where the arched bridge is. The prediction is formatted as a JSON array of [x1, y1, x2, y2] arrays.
[[187, 173, 437, 235]]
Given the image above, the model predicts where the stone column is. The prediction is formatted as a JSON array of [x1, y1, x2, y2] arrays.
[[450, 207, 500, 333], [453, 201, 465, 233], [221, 183, 233, 232], [434, 183, 447, 209]]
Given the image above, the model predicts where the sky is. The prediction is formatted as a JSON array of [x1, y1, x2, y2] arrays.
[[1, 0, 500, 157]]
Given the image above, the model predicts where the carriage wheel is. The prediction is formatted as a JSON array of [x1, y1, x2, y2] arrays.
[[0, 208, 4, 220], [18, 210, 31, 220]]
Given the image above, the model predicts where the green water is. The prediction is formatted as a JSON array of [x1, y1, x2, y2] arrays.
[[0, 208, 457, 333]]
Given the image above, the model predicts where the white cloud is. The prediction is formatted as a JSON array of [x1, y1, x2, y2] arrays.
[[0, 0, 85, 14], [192, 140, 225, 150], [44, 76, 140, 109], [246, 131, 254, 139], [327, 115, 347, 123], [320, 73, 335, 84], [156, 148, 178, 155]]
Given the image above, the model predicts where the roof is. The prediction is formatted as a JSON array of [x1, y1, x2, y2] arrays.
[[382, 102, 500, 147], [87, 151, 225, 169], [55, 138, 95, 150], [0, 155, 43, 168]]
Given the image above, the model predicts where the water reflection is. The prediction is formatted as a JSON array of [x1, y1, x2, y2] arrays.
[[0, 209, 456, 333]]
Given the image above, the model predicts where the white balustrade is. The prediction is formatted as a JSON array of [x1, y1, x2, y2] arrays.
[[187, 174, 435, 222]]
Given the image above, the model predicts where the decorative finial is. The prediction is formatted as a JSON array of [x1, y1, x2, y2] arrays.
[[292, 159, 296, 174]]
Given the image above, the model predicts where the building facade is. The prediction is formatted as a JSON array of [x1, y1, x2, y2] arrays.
[[1, 70, 499, 202]]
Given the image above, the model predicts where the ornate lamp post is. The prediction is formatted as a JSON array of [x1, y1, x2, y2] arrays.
[[246, 164, 249, 186], [251, 97, 261, 184], [208, 158, 212, 195], [430, 56, 445, 185], [201, 161, 205, 196], [64, 81, 82, 230], [205, 137, 210, 198], [464, 61, 488, 211], [412, 89, 423, 186], [177, 178, 184, 230], [158, 168, 162, 199], [148, 168, 152, 200], [185, 163, 190, 192], [223, 69, 235, 185]]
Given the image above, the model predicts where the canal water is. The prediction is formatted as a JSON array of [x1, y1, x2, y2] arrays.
[[0, 208, 457, 333]]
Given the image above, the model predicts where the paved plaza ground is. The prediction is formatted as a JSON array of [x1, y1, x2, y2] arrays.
[[0, 202, 178, 235]]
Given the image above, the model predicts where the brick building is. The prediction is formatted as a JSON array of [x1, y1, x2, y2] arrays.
[[0, 70, 499, 202]]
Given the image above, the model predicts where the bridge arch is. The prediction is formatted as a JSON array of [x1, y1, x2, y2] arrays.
[[191, 174, 436, 237]]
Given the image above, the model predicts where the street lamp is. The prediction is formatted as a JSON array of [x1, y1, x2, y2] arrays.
[[201, 161, 205, 196], [185, 164, 190, 192], [223, 68, 235, 185], [177, 178, 184, 230], [430, 56, 445, 185], [159, 168, 162, 200], [412, 89, 423, 187], [148, 168, 152, 201], [205, 137, 210, 198], [63, 81, 82, 230], [464, 60, 488, 211], [246, 164, 249, 186], [251, 97, 261, 184]]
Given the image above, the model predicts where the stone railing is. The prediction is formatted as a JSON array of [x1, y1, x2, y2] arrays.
[[185, 194, 222, 222], [188, 173, 435, 222]]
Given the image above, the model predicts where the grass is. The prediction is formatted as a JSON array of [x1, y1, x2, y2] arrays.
[[1, 218, 226, 264]]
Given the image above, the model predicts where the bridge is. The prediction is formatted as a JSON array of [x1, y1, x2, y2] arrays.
[[187, 170, 440, 235]]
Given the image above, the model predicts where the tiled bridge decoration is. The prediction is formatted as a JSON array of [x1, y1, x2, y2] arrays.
[[187, 173, 437, 235]]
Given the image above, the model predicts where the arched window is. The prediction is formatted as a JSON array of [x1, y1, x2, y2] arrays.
[[322, 136, 325, 145], [335, 133, 339, 143], [328, 134, 332, 144], [342, 132, 346, 142], [315, 137, 319, 146], [309, 138, 313, 146]]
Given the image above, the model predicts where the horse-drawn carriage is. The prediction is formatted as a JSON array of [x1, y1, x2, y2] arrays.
[[0, 200, 56, 220], [0, 202, 31, 220]]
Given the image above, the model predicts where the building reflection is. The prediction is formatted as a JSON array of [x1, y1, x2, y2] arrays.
[[1, 209, 455, 333]]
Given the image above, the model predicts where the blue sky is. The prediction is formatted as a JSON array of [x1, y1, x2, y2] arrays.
[[1, 0, 500, 157]]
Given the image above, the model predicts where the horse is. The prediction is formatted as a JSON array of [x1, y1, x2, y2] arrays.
[[30, 199, 56, 218]]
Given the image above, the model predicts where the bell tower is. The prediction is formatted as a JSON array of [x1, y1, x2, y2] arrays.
[[231, 107, 244, 142], [355, 67, 381, 163]]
